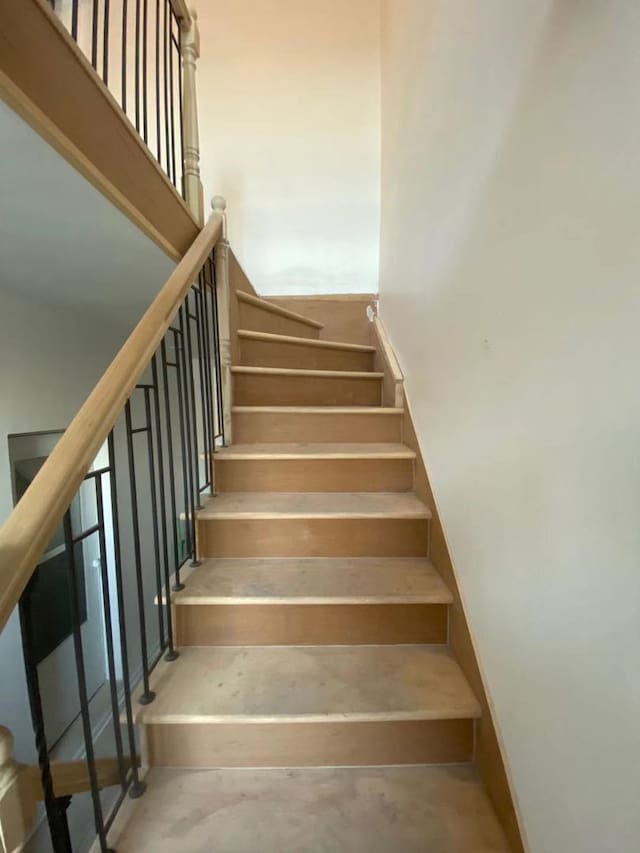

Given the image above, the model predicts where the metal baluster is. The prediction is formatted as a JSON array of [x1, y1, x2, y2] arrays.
[[163, 0, 171, 179], [192, 282, 210, 494], [176, 12, 185, 197], [161, 336, 185, 590], [91, 0, 99, 69], [19, 583, 73, 853], [177, 306, 200, 566], [210, 254, 226, 445], [71, 0, 79, 40], [142, 0, 149, 142], [134, 0, 141, 131], [142, 386, 166, 654], [184, 293, 202, 508], [94, 474, 127, 790], [155, 0, 162, 164], [124, 400, 156, 705], [62, 511, 113, 853], [198, 272, 215, 489], [121, 0, 128, 112], [152, 355, 179, 658], [168, 7, 177, 187], [103, 0, 110, 83], [106, 431, 146, 797]]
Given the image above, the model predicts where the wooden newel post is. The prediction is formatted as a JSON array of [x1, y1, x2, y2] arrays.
[[212, 196, 232, 445], [180, 8, 204, 225], [0, 727, 36, 853]]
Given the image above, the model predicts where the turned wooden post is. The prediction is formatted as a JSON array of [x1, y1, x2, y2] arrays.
[[0, 727, 36, 853], [212, 196, 232, 445], [180, 8, 204, 225]]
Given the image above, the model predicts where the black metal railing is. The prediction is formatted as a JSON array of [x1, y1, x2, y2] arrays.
[[49, 0, 186, 197], [18, 251, 223, 852]]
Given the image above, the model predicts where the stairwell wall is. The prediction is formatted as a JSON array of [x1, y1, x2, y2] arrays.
[[379, 2, 640, 852], [196, 0, 380, 296]]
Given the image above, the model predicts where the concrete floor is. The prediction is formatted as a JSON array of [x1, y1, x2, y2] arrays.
[[114, 764, 511, 853]]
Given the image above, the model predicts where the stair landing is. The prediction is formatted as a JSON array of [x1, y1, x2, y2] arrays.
[[115, 765, 511, 853]]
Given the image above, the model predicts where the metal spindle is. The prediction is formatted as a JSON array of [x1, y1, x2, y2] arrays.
[[19, 584, 73, 853], [162, 0, 171, 180], [106, 431, 145, 797], [210, 254, 226, 444], [102, 0, 110, 83], [183, 295, 202, 511], [152, 355, 179, 658], [155, 0, 162, 164], [134, 0, 141, 131], [121, 0, 128, 113], [192, 282, 210, 493], [142, 0, 149, 142], [143, 386, 166, 652], [94, 475, 128, 791], [124, 400, 156, 705], [71, 0, 79, 40], [91, 0, 99, 69], [168, 8, 177, 187], [62, 512, 112, 853], [161, 336, 185, 590], [198, 273, 216, 487], [176, 309, 199, 566]]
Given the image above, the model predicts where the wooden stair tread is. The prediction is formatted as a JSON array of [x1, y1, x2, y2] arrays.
[[197, 492, 431, 519], [232, 406, 402, 414], [236, 291, 324, 329], [174, 558, 451, 605], [215, 442, 415, 460], [137, 645, 481, 723], [231, 366, 383, 380], [115, 766, 511, 853], [238, 329, 375, 353]]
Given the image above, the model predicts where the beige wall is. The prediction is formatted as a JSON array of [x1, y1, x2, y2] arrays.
[[196, 0, 380, 296], [379, 2, 640, 852]]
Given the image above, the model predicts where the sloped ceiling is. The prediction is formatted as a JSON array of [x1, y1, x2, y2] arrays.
[[0, 101, 175, 329]]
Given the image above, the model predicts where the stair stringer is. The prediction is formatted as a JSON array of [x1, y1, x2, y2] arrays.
[[373, 314, 528, 853]]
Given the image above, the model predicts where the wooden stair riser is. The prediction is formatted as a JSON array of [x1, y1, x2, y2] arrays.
[[143, 719, 474, 767], [239, 338, 374, 371], [232, 409, 404, 443], [213, 457, 414, 492], [175, 602, 448, 646], [233, 373, 382, 407], [196, 517, 429, 558], [239, 301, 320, 339]]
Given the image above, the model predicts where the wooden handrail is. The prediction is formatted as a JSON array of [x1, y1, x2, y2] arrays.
[[0, 213, 222, 634], [170, 0, 192, 26]]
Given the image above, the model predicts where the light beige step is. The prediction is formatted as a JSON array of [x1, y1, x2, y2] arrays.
[[138, 645, 480, 767], [232, 406, 404, 443], [238, 329, 375, 371], [173, 557, 451, 646], [213, 442, 416, 492], [196, 492, 430, 558], [114, 765, 511, 853], [237, 291, 323, 339], [232, 366, 383, 406]]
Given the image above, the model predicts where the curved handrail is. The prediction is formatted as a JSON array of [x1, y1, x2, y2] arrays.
[[0, 213, 222, 634]]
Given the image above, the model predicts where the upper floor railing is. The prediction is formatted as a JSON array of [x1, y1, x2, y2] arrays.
[[43, 0, 203, 223], [0, 200, 233, 852]]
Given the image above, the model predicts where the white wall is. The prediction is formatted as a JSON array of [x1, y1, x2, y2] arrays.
[[196, 0, 380, 296], [0, 290, 128, 760], [379, 2, 640, 852]]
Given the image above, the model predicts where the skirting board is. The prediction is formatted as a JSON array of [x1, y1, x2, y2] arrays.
[[402, 397, 527, 853]]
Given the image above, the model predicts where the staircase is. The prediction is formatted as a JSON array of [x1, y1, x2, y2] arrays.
[[120, 290, 512, 851]]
